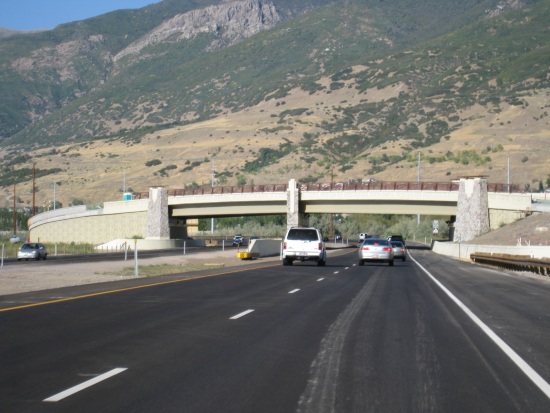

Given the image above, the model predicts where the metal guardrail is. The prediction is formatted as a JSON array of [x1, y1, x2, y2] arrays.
[[471, 253, 550, 276], [133, 181, 522, 199]]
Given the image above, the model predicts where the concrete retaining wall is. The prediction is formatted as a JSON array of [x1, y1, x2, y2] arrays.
[[432, 241, 550, 260], [30, 208, 147, 244]]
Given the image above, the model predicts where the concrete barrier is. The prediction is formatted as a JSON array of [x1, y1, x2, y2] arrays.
[[246, 239, 282, 258], [432, 241, 550, 260]]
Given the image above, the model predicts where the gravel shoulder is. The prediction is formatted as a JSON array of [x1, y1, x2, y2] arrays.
[[0, 248, 278, 296]]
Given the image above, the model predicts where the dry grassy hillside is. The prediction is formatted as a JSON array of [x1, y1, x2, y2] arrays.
[[1, 81, 549, 209]]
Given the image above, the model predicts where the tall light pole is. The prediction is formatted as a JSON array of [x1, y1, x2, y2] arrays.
[[417, 152, 421, 225], [417, 151, 421, 184], [211, 159, 215, 234], [507, 156, 510, 192], [53, 181, 57, 210]]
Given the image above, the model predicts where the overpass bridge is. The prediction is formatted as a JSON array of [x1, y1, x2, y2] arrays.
[[138, 178, 529, 241], [131, 180, 522, 219], [30, 178, 533, 245]]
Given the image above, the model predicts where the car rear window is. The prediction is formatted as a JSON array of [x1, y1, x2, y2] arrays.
[[364, 239, 390, 246], [287, 229, 319, 241]]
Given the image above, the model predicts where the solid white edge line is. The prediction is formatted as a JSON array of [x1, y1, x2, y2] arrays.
[[229, 309, 255, 320], [44, 367, 127, 402], [410, 253, 550, 400], [289, 289, 300, 294]]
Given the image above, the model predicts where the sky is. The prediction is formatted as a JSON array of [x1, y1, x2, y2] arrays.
[[0, 0, 162, 31]]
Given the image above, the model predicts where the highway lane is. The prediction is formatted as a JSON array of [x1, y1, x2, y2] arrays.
[[1, 248, 549, 412]]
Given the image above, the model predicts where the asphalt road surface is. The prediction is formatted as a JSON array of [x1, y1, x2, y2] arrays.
[[1, 246, 550, 412]]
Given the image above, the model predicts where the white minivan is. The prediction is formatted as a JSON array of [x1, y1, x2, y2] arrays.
[[282, 226, 326, 266]]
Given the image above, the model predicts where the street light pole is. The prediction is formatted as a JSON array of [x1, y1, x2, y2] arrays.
[[417, 152, 421, 225], [211, 159, 215, 234]]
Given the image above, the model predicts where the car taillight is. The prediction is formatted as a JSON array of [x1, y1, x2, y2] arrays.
[[382, 247, 392, 251], [318, 242, 322, 250], [361, 246, 370, 251], [283, 242, 287, 250], [401, 248, 405, 252]]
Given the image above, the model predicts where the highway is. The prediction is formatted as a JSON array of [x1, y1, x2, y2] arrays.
[[1, 246, 549, 412]]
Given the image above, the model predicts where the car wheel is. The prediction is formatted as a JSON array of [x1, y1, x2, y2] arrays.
[[317, 259, 326, 266], [44, 254, 48, 260], [402, 256, 406, 261], [17, 258, 21, 261], [389, 260, 394, 266], [358, 260, 364, 266], [283, 258, 293, 266], [36, 255, 40, 261]]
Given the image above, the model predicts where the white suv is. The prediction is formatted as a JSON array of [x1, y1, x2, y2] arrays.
[[282, 226, 326, 266]]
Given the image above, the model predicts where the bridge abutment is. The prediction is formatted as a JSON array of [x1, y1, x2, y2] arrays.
[[454, 177, 490, 242]]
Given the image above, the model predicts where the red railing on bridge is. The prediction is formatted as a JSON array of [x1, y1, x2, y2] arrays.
[[132, 181, 522, 199], [133, 183, 288, 199]]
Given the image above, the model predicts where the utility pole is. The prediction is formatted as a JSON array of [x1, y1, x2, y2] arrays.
[[13, 184, 16, 235], [330, 168, 334, 238], [211, 159, 215, 233], [32, 163, 36, 216], [507, 156, 510, 193], [417, 152, 421, 225]]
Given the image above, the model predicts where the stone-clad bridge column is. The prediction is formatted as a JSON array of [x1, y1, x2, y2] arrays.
[[146, 187, 169, 239], [454, 177, 490, 242], [286, 179, 308, 230]]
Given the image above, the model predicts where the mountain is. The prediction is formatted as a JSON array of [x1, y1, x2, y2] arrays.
[[1, 0, 549, 208]]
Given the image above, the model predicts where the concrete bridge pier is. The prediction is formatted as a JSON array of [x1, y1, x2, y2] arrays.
[[454, 177, 490, 242], [287, 179, 308, 229], [145, 187, 170, 239]]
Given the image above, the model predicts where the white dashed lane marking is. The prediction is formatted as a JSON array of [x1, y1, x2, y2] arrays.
[[44, 368, 127, 402], [230, 309, 255, 320]]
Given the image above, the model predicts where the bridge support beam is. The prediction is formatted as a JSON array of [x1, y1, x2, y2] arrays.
[[146, 187, 169, 239], [287, 179, 308, 229], [454, 177, 489, 242]]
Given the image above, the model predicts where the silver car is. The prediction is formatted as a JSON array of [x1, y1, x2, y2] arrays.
[[358, 238, 394, 266], [17, 243, 48, 261], [390, 240, 406, 261]]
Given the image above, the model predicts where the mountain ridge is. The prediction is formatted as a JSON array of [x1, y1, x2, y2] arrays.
[[0, 0, 549, 208]]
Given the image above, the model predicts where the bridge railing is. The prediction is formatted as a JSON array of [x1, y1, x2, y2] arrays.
[[133, 183, 288, 199], [300, 181, 461, 191], [131, 181, 522, 199]]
